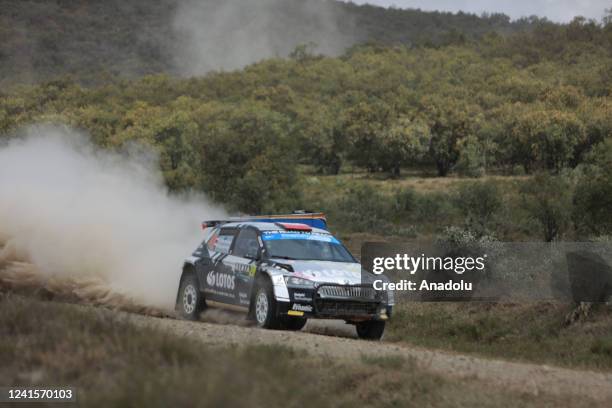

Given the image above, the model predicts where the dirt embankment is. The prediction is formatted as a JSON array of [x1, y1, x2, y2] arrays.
[[126, 311, 612, 405], [2, 239, 611, 405]]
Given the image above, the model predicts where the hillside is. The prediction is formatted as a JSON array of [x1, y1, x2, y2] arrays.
[[0, 0, 543, 85], [1, 1, 610, 241]]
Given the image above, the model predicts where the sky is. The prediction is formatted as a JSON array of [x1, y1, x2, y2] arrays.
[[344, 1, 610, 22]]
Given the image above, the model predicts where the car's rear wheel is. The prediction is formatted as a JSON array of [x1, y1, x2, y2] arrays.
[[356, 320, 385, 340], [253, 277, 281, 329], [177, 273, 204, 320]]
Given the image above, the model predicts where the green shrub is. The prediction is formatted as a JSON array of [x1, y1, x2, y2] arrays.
[[520, 173, 574, 241], [453, 181, 502, 236], [392, 187, 455, 225], [574, 140, 612, 237], [591, 338, 612, 357], [392, 187, 418, 213], [416, 192, 455, 222], [328, 184, 392, 232]]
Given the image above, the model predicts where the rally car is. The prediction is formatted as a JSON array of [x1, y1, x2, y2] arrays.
[[176, 213, 393, 340]]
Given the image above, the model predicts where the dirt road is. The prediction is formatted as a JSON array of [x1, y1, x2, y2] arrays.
[[124, 310, 612, 405], [2, 248, 611, 404]]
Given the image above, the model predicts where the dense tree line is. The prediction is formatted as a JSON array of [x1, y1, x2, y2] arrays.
[[0, 0, 545, 86], [0, 14, 610, 236]]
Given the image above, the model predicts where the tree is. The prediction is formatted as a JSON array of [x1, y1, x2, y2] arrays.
[[423, 96, 481, 177], [342, 101, 429, 177], [291, 100, 345, 175], [114, 102, 199, 191], [512, 109, 586, 173], [377, 116, 430, 177], [196, 103, 301, 214], [342, 100, 393, 172], [575, 98, 612, 165], [456, 135, 487, 177]]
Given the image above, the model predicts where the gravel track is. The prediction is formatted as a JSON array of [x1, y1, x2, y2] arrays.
[[124, 311, 612, 405]]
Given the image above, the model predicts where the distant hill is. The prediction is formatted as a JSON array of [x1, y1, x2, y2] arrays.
[[0, 0, 545, 85]]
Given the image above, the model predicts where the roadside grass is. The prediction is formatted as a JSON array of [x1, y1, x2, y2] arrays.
[[0, 293, 595, 408], [301, 168, 531, 240], [302, 171, 612, 371], [387, 302, 612, 371], [301, 165, 528, 195], [360, 354, 410, 370]]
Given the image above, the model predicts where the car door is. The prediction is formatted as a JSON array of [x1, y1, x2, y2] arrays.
[[192, 226, 219, 288], [226, 227, 261, 308], [201, 226, 239, 305]]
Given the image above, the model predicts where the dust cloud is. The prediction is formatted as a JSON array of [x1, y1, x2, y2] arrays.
[[172, 0, 356, 75], [0, 125, 225, 311]]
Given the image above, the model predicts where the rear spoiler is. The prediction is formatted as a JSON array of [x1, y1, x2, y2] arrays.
[[202, 211, 327, 231]]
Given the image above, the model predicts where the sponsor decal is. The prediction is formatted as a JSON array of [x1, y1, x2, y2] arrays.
[[249, 264, 257, 277], [239, 292, 250, 305], [292, 304, 313, 312], [287, 310, 304, 317], [232, 263, 251, 275], [293, 292, 312, 301], [261, 231, 339, 244], [206, 271, 235, 290]]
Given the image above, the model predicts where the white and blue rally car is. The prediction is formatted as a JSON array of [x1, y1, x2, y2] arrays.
[[176, 212, 393, 340]]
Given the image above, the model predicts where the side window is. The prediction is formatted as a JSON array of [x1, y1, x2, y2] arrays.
[[233, 228, 260, 259], [212, 228, 236, 255], [206, 228, 220, 251]]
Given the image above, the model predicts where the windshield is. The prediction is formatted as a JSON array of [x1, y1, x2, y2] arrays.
[[261, 232, 356, 263]]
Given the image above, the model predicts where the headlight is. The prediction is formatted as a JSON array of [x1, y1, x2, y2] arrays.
[[376, 274, 394, 305], [271, 274, 286, 285], [284, 276, 315, 287], [386, 288, 395, 305]]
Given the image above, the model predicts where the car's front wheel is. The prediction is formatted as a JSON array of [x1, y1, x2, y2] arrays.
[[177, 273, 204, 320], [356, 320, 386, 340], [253, 278, 281, 329]]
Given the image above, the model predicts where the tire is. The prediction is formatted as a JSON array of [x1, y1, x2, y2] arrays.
[[177, 273, 204, 321], [253, 277, 281, 329], [356, 320, 386, 340], [281, 317, 307, 331]]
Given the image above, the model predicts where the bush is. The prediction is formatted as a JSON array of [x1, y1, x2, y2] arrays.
[[392, 187, 455, 224], [329, 184, 391, 232], [436, 226, 497, 248], [520, 173, 574, 241], [591, 338, 612, 357], [392, 187, 418, 213], [453, 181, 502, 236], [574, 140, 612, 237]]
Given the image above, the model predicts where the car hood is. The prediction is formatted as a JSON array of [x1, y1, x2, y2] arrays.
[[270, 258, 374, 285]]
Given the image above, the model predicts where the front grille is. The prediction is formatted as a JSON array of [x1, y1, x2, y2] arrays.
[[314, 284, 381, 317], [314, 299, 378, 316], [316, 284, 377, 300]]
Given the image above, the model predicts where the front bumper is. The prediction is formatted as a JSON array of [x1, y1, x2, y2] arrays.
[[279, 283, 392, 321]]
